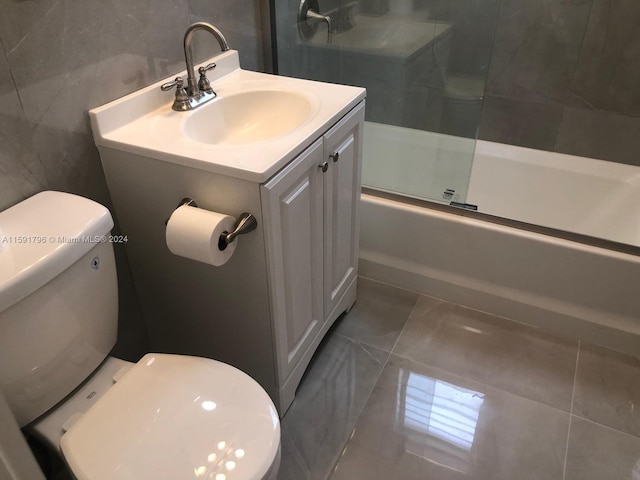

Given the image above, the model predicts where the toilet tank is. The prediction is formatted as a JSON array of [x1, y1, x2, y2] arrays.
[[0, 191, 118, 427]]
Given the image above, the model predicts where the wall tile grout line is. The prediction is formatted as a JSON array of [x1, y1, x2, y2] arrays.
[[562, 340, 581, 480]]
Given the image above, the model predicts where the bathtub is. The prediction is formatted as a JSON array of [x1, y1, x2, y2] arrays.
[[363, 122, 640, 246], [468, 141, 640, 246], [359, 122, 640, 355]]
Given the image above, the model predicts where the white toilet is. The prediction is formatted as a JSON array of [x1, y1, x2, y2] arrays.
[[0, 191, 281, 480]]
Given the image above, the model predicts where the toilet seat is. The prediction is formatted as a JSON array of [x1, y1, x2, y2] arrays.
[[60, 353, 280, 480]]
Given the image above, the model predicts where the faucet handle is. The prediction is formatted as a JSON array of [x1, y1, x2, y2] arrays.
[[161, 77, 185, 92], [160, 77, 190, 111], [198, 63, 217, 92]]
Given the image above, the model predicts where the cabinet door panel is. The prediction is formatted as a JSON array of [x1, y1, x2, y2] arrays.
[[323, 103, 365, 318], [261, 139, 324, 383], [282, 177, 315, 357]]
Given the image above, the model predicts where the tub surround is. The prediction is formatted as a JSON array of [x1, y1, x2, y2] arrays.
[[299, 14, 451, 131], [479, 0, 640, 166], [307, 14, 451, 59]]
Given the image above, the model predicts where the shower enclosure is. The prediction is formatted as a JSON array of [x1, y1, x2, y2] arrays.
[[273, 0, 489, 206], [272, 0, 640, 249]]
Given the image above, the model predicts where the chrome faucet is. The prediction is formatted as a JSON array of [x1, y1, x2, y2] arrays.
[[161, 22, 230, 111]]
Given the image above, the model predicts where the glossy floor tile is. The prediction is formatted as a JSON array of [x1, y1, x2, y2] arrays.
[[330, 355, 569, 480], [573, 343, 640, 437], [277, 279, 640, 480], [564, 417, 640, 480], [278, 333, 388, 480], [29, 278, 640, 479], [394, 298, 578, 410], [331, 277, 423, 352]]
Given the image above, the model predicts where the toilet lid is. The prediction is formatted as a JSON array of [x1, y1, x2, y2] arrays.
[[60, 354, 280, 480]]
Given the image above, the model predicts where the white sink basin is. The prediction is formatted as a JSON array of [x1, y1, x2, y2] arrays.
[[184, 90, 315, 145], [89, 50, 365, 182]]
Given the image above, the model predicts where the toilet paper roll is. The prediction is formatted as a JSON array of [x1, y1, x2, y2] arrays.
[[166, 205, 237, 266]]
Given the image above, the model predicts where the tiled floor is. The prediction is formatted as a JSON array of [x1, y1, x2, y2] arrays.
[[277, 277, 640, 480]]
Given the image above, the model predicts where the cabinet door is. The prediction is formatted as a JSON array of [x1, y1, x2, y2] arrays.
[[261, 139, 325, 383], [323, 102, 365, 319]]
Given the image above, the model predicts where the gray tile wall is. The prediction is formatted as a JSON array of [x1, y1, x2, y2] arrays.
[[0, 0, 266, 359], [296, 0, 640, 165], [479, 0, 640, 166]]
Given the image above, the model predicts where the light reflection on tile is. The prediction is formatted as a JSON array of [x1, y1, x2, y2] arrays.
[[397, 368, 485, 473], [330, 355, 569, 480], [278, 333, 388, 480], [394, 299, 578, 410]]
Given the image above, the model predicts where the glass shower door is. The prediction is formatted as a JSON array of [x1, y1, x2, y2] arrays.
[[273, 0, 481, 205]]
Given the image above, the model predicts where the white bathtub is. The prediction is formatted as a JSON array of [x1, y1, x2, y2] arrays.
[[468, 141, 640, 247], [360, 123, 640, 355], [363, 122, 640, 247]]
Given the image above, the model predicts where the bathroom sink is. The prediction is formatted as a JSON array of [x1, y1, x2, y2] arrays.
[[183, 90, 315, 145], [89, 49, 365, 182]]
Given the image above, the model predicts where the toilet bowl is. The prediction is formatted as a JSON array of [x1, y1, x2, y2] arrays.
[[31, 354, 281, 480], [0, 191, 280, 480]]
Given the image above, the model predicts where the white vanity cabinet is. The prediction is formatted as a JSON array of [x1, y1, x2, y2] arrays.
[[261, 102, 364, 408], [93, 55, 366, 415]]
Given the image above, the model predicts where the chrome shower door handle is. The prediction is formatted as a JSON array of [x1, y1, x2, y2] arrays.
[[305, 8, 332, 43], [298, 0, 332, 43]]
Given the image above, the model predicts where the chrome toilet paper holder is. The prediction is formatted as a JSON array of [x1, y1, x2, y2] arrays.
[[167, 198, 257, 251]]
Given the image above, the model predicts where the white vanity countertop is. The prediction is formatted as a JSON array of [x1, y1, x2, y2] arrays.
[[90, 50, 366, 183]]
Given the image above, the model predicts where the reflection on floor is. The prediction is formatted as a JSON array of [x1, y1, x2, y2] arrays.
[[277, 277, 640, 480]]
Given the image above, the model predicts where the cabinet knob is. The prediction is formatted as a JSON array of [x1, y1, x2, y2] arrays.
[[319, 161, 329, 173], [330, 151, 339, 162]]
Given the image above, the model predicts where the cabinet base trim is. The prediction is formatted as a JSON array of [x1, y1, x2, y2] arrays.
[[276, 276, 357, 416]]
